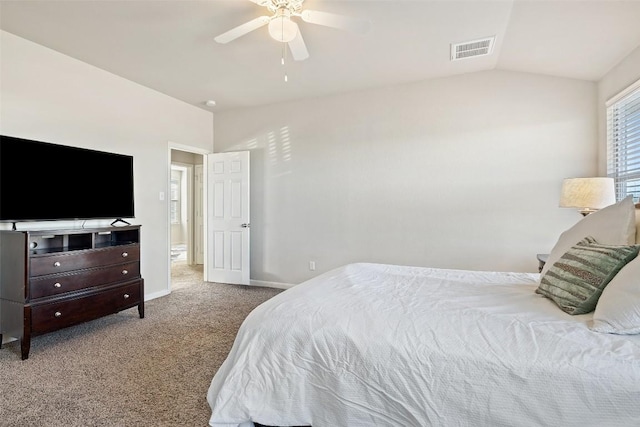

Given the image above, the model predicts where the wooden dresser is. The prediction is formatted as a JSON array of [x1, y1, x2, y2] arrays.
[[0, 225, 144, 360]]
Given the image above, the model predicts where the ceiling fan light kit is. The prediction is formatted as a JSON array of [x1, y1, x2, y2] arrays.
[[268, 9, 299, 42], [214, 0, 372, 62]]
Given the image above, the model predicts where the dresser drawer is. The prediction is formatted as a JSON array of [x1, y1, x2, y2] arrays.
[[30, 245, 140, 276], [31, 281, 142, 334], [29, 262, 140, 299]]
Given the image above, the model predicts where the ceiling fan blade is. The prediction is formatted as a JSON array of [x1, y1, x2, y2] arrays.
[[288, 29, 309, 61], [214, 16, 270, 44], [300, 9, 371, 34]]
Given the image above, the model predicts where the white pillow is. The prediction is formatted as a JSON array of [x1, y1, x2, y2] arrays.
[[540, 195, 636, 276], [591, 255, 640, 334]]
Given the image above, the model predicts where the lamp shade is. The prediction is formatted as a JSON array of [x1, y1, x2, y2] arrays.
[[559, 177, 616, 215]]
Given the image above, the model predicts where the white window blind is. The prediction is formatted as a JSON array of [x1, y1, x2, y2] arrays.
[[607, 79, 640, 202]]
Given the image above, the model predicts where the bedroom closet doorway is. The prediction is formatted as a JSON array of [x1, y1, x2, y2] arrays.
[[170, 148, 205, 288]]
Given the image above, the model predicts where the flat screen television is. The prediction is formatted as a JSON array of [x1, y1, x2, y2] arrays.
[[0, 135, 135, 223]]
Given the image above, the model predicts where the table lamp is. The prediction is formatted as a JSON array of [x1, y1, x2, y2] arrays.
[[559, 177, 615, 216]]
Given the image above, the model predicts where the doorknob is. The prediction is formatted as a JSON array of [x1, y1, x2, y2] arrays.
[[241, 223, 250, 228]]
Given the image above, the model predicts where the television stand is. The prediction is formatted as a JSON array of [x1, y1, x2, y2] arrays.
[[111, 218, 131, 226], [0, 225, 144, 360]]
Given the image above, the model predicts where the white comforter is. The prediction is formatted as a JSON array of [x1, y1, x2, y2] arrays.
[[207, 263, 640, 427]]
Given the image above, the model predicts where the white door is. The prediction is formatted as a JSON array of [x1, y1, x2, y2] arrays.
[[207, 151, 250, 285]]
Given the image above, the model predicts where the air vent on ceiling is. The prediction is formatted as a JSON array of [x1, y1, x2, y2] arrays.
[[450, 36, 495, 61]]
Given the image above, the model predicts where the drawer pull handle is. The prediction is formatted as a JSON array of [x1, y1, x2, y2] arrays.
[[54, 282, 62, 288], [123, 294, 130, 299], [54, 311, 62, 318], [122, 269, 128, 275], [53, 261, 61, 267], [122, 252, 129, 258]]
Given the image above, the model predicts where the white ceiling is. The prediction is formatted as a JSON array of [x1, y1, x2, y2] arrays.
[[2, 0, 640, 112]]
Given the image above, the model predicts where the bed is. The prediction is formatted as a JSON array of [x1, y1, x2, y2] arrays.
[[207, 198, 640, 427]]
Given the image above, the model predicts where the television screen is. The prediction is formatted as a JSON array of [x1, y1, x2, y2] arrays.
[[0, 135, 135, 222]]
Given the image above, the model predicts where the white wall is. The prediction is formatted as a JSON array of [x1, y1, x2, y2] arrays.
[[597, 45, 640, 174], [0, 31, 214, 298], [215, 70, 597, 284]]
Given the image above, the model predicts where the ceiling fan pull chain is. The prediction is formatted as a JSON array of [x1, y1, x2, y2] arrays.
[[282, 39, 288, 82], [281, 39, 286, 65]]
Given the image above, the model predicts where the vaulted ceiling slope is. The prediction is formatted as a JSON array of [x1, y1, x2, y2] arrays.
[[2, 0, 640, 112]]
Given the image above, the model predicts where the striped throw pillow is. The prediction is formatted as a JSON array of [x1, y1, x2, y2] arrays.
[[536, 236, 640, 315]]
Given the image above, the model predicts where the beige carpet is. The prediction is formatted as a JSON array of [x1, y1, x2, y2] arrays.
[[0, 262, 282, 426]]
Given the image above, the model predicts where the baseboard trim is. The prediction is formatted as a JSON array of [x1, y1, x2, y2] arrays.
[[250, 279, 295, 290], [1, 336, 17, 345], [145, 289, 171, 301]]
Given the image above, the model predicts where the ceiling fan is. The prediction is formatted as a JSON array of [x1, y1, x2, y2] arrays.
[[214, 0, 372, 61]]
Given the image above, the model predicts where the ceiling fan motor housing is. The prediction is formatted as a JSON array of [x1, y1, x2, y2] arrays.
[[265, 0, 304, 15]]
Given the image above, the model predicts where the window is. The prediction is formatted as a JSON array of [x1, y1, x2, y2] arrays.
[[607, 79, 640, 202]]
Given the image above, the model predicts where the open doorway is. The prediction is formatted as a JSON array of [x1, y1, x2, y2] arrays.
[[170, 149, 205, 288]]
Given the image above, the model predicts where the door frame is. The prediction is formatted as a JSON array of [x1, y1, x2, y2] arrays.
[[167, 142, 211, 288], [170, 162, 194, 264], [194, 164, 205, 265]]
